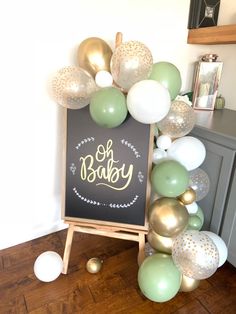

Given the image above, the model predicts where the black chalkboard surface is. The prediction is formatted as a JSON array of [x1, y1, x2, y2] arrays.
[[62, 106, 152, 229]]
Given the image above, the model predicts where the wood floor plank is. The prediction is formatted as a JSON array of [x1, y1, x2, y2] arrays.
[[173, 299, 209, 314], [0, 230, 236, 314], [0, 295, 28, 314]]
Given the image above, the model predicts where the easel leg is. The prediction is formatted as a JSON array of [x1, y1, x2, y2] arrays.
[[137, 233, 146, 266], [62, 224, 75, 274]]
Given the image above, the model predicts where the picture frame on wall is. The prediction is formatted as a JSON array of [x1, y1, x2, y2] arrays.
[[188, 0, 221, 29], [192, 55, 223, 111]]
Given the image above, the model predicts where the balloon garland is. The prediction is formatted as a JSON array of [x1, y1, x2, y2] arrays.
[[49, 33, 228, 301]]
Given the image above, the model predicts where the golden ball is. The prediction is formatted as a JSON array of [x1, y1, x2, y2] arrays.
[[148, 197, 189, 237], [86, 257, 103, 274], [147, 229, 173, 254], [178, 188, 196, 205], [179, 274, 200, 292]]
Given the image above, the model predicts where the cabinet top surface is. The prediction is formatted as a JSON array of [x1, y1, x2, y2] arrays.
[[194, 109, 236, 142]]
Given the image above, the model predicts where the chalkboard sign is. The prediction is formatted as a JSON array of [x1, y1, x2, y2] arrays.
[[62, 106, 152, 230]]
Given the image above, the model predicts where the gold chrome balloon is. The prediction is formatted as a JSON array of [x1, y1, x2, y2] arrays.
[[148, 198, 189, 237], [180, 274, 200, 292], [178, 188, 196, 205], [147, 229, 173, 254], [86, 257, 103, 274], [77, 37, 113, 78]]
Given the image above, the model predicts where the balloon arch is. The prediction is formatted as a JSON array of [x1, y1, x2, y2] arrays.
[[49, 33, 228, 303]]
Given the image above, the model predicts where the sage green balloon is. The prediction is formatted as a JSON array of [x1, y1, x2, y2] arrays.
[[149, 62, 182, 100], [151, 160, 189, 197], [90, 87, 127, 128], [187, 215, 203, 231], [138, 253, 181, 302], [196, 206, 204, 226]]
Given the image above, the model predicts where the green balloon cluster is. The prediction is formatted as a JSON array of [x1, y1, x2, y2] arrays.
[[151, 160, 189, 197], [149, 62, 182, 100], [138, 253, 181, 302], [90, 87, 128, 128]]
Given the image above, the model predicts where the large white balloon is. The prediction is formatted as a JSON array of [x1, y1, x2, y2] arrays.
[[167, 136, 206, 171], [202, 231, 228, 267], [34, 251, 63, 282], [127, 80, 171, 124]]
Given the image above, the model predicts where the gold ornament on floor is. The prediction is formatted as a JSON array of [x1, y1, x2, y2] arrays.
[[178, 188, 196, 205], [147, 229, 173, 254], [86, 257, 103, 274], [77, 37, 113, 78], [179, 274, 200, 292]]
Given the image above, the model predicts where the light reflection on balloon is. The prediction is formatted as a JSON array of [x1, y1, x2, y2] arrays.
[[77, 37, 113, 77], [157, 101, 195, 138], [51, 67, 97, 109], [111, 41, 153, 91], [189, 168, 210, 201], [148, 197, 189, 237], [172, 230, 219, 280]]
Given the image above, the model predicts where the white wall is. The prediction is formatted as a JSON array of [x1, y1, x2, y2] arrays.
[[1, 0, 236, 249]]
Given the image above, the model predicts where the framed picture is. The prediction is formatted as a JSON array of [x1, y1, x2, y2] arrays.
[[188, 0, 221, 29], [192, 56, 223, 110]]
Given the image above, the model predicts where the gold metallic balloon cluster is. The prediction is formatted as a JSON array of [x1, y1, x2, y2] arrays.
[[147, 182, 202, 292]]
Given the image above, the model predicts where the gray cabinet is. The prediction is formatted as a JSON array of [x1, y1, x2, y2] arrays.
[[191, 109, 236, 267]]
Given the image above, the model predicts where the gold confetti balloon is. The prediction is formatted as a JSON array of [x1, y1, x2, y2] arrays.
[[179, 274, 200, 292], [148, 197, 189, 237], [77, 37, 113, 78], [111, 40, 153, 92], [51, 66, 97, 109], [147, 229, 173, 254], [172, 230, 219, 280], [178, 187, 196, 205], [86, 257, 103, 274], [157, 100, 196, 138]]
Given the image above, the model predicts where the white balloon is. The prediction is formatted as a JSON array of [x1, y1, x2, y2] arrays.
[[34, 251, 63, 282], [202, 231, 228, 267], [127, 80, 171, 124], [167, 136, 206, 171], [156, 135, 172, 150], [95, 70, 113, 88], [152, 148, 167, 164], [185, 201, 198, 214]]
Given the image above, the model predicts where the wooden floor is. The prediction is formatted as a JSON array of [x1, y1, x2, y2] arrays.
[[0, 229, 236, 314]]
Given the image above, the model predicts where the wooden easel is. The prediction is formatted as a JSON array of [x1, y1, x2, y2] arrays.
[[62, 32, 151, 274], [62, 220, 147, 274]]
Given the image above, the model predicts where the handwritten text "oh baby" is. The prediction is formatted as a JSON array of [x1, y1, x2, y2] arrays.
[[80, 139, 133, 191]]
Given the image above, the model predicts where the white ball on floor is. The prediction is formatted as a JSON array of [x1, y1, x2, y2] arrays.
[[95, 70, 113, 87], [34, 251, 63, 282]]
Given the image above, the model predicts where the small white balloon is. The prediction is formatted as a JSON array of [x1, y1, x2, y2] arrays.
[[127, 80, 171, 124], [185, 202, 198, 214], [34, 251, 63, 282], [156, 135, 172, 150], [152, 148, 167, 164], [95, 70, 113, 88], [202, 231, 228, 267], [167, 136, 206, 171]]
